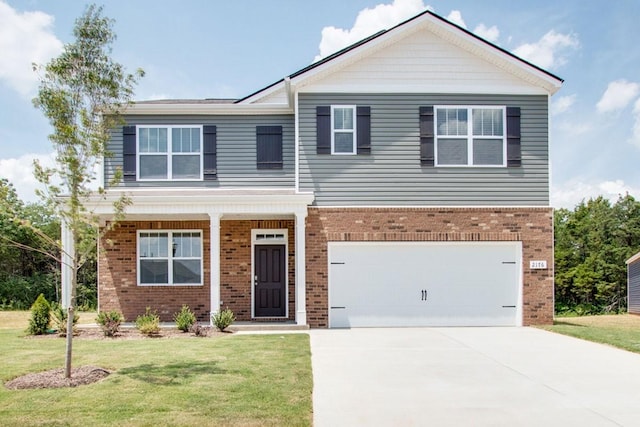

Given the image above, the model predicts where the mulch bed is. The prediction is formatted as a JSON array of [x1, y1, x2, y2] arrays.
[[6, 326, 227, 390], [5, 366, 111, 390]]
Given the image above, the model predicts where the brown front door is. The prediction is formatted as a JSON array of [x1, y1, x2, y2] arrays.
[[254, 245, 286, 317]]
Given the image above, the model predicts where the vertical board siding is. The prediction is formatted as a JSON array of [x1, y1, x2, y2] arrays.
[[298, 93, 549, 206], [629, 260, 640, 314], [105, 115, 294, 188]]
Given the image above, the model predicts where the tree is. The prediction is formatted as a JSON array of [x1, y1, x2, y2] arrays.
[[554, 194, 640, 314], [32, 4, 143, 378]]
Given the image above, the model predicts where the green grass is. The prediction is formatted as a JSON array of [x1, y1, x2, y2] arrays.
[[0, 326, 312, 426], [537, 314, 640, 354]]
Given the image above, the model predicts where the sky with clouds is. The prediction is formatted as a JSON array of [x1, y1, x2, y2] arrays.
[[0, 0, 639, 209]]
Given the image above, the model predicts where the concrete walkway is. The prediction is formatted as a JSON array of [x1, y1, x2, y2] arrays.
[[309, 327, 640, 426]]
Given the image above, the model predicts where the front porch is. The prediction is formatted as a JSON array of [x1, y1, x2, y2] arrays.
[[61, 189, 314, 326]]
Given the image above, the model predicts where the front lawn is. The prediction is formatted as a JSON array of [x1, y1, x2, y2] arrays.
[[0, 318, 312, 426], [538, 314, 640, 354]]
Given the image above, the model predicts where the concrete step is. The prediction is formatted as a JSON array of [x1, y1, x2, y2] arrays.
[[226, 322, 309, 332]]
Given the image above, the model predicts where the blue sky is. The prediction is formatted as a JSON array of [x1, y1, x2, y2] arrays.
[[1, 0, 639, 208]]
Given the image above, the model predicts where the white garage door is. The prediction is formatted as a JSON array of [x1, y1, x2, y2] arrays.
[[328, 242, 522, 328]]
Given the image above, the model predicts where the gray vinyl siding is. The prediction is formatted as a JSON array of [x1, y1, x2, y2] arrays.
[[105, 115, 294, 188], [299, 93, 549, 206], [628, 260, 640, 314]]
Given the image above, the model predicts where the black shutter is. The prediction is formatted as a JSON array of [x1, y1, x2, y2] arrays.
[[356, 106, 371, 154], [316, 106, 331, 154], [203, 125, 217, 180], [256, 126, 283, 169], [506, 107, 521, 167], [122, 125, 136, 181], [419, 106, 435, 166]]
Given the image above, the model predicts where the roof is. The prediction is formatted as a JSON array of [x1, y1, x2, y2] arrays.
[[237, 9, 563, 104], [135, 98, 236, 105], [627, 252, 640, 265]]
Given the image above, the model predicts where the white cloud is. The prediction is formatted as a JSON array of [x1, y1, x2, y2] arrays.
[[473, 23, 499, 43], [513, 30, 579, 70], [446, 10, 466, 28], [596, 79, 640, 113], [552, 179, 639, 209], [314, 0, 428, 61], [0, 1, 63, 97], [551, 94, 576, 115], [0, 153, 56, 202]]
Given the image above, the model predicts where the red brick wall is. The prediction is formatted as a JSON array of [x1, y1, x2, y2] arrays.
[[220, 220, 296, 321], [99, 219, 296, 323], [98, 221, 211, 322], [305, 207, 554, 328]]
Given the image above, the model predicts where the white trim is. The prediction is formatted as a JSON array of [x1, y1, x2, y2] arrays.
[[251, 228, 289, 319], [434, 105, 506, 167], [331, 105, 357, 155], [209, 213, 221, 321], [60, 218, 74, 309], [136, 229, 204, 287], [312, 205, 552, 209], [294, 90, 300, 192], [294, 211, 307, 325], [125, 103, 292, 115], [136, 125, 204, 181]]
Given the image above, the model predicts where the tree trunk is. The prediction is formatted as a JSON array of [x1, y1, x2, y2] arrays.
[[64, 305, 73, 378]]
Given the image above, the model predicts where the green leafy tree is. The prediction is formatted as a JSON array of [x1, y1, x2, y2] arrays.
[[554, 195, 640, 314], [32, 4, 143, 378]]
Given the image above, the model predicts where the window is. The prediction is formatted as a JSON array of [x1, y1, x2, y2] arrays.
[[331, 106, 357, 154], [435, 107, 505, 166], [138, 126, 202, 180], [138, 231, 202, 286]]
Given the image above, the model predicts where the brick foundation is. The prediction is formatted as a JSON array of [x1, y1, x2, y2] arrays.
[[305, 207, 554, 328]]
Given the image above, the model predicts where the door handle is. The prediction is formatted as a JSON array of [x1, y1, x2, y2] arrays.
[[254, 275, 258, 285], [421, 289, 428, 301]]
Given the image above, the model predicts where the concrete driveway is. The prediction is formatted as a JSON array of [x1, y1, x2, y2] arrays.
[[309, 327, 640, 426]]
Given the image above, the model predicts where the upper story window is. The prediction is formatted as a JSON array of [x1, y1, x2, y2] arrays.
[[138, 230, 202, 286], [331, 106, 357, 155], [137, 126, 203, 180], [435, 106, 506, 167]]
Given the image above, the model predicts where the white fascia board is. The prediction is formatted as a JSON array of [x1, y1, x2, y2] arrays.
[[124, 103, 292, 115], [89, 188, 314, 217], [627, 251, 640, 265], [299, 83, 550, 96]]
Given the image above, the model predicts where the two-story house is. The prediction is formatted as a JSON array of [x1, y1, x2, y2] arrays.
[[64, 10, 562, 328]]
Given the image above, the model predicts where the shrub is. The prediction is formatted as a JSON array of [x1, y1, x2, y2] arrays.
[[51, 303, 79, 336], [211, 308, 235, 332], [173, 305, 196, 332], [27, 293, 51, 335], [135, 307, 160, 336], [96, 310, 124, 337]]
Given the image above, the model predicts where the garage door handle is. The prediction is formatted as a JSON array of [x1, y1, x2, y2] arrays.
[[421, 290, 428, 301], [502, 305, 516, 308], [331, 306, 346, 309]]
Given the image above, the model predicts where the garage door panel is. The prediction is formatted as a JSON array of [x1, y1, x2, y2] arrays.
[[329, 242, 521, 328]]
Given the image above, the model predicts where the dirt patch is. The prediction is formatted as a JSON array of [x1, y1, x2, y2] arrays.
[[5, 366, 111, 390]]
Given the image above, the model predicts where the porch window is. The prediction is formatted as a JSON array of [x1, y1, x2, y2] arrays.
[[138, 230, 202, 286]]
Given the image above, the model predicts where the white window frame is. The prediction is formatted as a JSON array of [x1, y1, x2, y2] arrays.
[[434, 106, 506, 167], [331, 105, 357, 155], [136, 125, 204, 181], [137, 230, 203, 287]]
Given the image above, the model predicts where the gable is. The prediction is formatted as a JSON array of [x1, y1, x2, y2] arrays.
[[242, 10, 562, 105], [299, 30, 549, 95]]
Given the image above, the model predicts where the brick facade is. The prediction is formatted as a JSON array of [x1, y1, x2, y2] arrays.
[[305, 207, 554, 328], [98, 221, 211, 322], [99, 208, 553, 328], [220, 220, 296, 321], [99, 219, 296, 323]]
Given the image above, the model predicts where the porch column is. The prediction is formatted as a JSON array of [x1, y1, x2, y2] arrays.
[[295, 210, 308, 325], [209, 213, 221, 323], [60, 218, 74, 309]]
